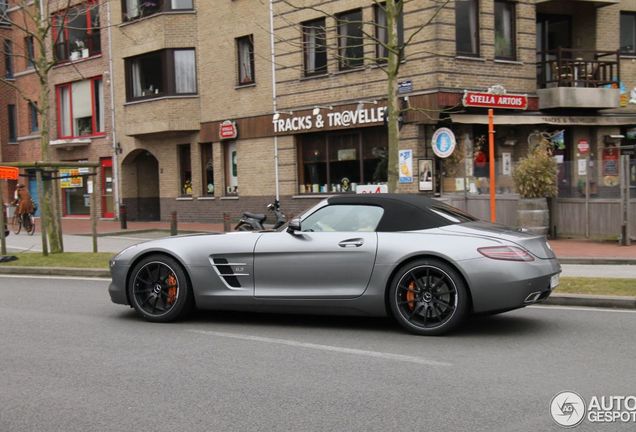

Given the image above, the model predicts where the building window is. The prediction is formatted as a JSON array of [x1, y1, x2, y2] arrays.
[[200, 143, 214, 196], [4, 39, 13, 78], [303, 18, 327, 76], [29, 102, 38, 133], [125, 48, 197, 101], [7, 104, 16, 142], [0, 0, 8, 26], [495, 0, 515, 59], [455, 0, 479, 56], [337, 9, 364, 70], [53, 1, 101, 62], [298, 128, 388, 194], [621, 13, 636, 54], [56, 77, 104, 138], [178, 144, 192, 196], [122, 0, 193, 21], [374, 1, 404, 61], [25, 36, 35, 68], [236, 35, 254, 85], [224, 141, 238, 195]]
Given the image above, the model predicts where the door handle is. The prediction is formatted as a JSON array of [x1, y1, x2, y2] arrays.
[[338, 238, 364, 248]]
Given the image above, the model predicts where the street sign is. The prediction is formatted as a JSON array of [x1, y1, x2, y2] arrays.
[[462, 91, 528, 110], [0, 166, 19, 180]]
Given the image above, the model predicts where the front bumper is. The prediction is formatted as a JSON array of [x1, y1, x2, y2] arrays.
[[108, 262, 130, 305]]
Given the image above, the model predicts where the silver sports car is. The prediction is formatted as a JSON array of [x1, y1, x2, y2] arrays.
[[109, 194, 561, 335]]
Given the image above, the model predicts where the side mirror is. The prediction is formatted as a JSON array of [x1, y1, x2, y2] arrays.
[[286, 218, 301, 234]]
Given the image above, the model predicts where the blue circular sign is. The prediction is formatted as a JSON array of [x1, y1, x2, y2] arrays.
[[431, 128, 456, 158]]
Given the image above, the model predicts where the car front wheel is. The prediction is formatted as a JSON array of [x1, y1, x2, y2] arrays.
[[389, 258, 468, 335], [128, 254, 194, 322]]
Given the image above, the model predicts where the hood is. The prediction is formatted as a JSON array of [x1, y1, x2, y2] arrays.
[[440, 222, 556, 259]]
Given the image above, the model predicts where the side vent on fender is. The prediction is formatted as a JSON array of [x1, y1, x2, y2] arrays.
[[212, 258, 244, 288]]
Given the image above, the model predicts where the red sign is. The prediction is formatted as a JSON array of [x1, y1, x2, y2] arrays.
[[0, 166, 19, 180], [219, 120, 238, 140], [463, 91, 528, 110], [577, 139, 590, 154]]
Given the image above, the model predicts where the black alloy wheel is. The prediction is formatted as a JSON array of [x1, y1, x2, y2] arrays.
[[389, 258, 468, 335], [128, 254, 194, 322]]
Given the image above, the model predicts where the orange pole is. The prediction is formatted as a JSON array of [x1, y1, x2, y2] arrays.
[[488, 109, 496, 223]]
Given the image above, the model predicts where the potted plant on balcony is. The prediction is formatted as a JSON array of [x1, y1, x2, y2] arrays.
[[512, 138, 558, 235]]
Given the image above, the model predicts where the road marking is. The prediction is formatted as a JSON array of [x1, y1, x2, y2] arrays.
[[0, 274, 110, 282], [530, 305, 636, 314], [187, 329, 451, 367]]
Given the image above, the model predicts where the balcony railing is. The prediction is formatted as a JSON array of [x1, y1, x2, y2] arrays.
[[54, 32, 101, 63], [537, 48, 620, 89]]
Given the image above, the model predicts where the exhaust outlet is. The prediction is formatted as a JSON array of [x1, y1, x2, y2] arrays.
[[524, 291, 542, 303]]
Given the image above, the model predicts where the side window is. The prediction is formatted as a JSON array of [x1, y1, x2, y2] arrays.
[[301, 205, 384, 232]]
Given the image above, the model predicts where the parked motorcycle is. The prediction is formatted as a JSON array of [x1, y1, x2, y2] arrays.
[[235, 200, 287, 231]]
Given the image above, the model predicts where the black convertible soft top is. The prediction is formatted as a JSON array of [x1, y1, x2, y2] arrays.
[[327, 194, 476, 232]]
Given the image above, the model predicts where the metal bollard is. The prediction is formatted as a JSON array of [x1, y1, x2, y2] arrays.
[[119, 204, 127, 230], [170, 211, 177, 236], [223, 212, 231, 232]]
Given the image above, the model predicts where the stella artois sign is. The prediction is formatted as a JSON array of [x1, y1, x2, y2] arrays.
[[463, 85, 528, 110], [219, 120, 238, 140]]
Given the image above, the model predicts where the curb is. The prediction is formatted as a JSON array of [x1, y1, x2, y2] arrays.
[[542, 293, 636, 309], [0, 266, 110, 278], [558, 257, 636, 265]]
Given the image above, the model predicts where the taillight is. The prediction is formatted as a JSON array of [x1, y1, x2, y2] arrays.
[[478, 246, 535, 261]]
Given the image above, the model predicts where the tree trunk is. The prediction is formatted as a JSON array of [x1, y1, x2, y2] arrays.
[[386, 0, 400, 193]]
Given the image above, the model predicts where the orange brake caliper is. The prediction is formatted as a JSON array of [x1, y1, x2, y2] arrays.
[[166, 274, 177, 305], [406, 281, 416, 310]]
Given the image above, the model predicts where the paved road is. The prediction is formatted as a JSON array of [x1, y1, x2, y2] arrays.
[[1, 276, 635, 432]]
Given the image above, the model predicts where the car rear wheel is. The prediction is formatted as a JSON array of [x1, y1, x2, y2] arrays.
[[128, 254, 194, 322], [389, 258, 468, 336]]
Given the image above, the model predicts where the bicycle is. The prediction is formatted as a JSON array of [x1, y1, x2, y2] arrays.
[[12, 211, 36, 236]]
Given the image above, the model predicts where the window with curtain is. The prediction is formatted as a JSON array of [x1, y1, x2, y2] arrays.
[[54, 1, 101, 62], [56, 77, 105, 138], [237, 35, 254, 85], [495, 1, 515, 59], [303, 18, 327, 76], [174, 49, 196, 93], [122, 0, 193, 20], [374, 1, 404, 61], [337, 9, 364, 70], [455, 0, 479, 56], [621, 13, 636, 54], [125, 49, 196, 101]]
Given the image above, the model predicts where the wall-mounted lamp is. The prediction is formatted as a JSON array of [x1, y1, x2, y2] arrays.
[[356, 100, 378, 111], [312, 105, 333, 116], [272, 110, 293, 120], [115, 142, 122, 154]]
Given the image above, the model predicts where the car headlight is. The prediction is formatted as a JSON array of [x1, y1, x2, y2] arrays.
[[113, 244, 138, 262]]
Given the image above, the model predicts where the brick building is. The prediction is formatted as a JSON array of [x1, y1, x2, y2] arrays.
[[3, 1, 635, 238], [0, 0, 116, 219]]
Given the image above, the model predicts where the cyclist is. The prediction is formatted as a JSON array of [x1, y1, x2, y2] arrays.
[[13, 184, 35, 226]]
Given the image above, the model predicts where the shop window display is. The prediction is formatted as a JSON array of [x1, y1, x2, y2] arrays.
[[298, 128, 387, 194]]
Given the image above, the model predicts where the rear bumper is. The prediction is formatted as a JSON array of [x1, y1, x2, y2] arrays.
[[461, 257, 560, 313]]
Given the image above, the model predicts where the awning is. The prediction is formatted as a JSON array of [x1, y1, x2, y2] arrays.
[[449, 113, 636, 126]]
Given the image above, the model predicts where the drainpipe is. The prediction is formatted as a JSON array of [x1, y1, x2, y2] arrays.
[[106, 0, 120, 219], [268, 0, 280, 202]]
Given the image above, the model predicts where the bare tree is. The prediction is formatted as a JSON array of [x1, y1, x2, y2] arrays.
[[0, 0, 105, 252], [276, 0, 449, 192]]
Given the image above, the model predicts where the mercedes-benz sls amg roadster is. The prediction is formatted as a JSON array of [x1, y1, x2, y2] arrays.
[[109, 194, 561, 335]]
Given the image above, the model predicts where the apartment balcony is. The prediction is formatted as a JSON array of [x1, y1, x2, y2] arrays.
[[123, 97, 200, 136], [537, 49, 620, 109]]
